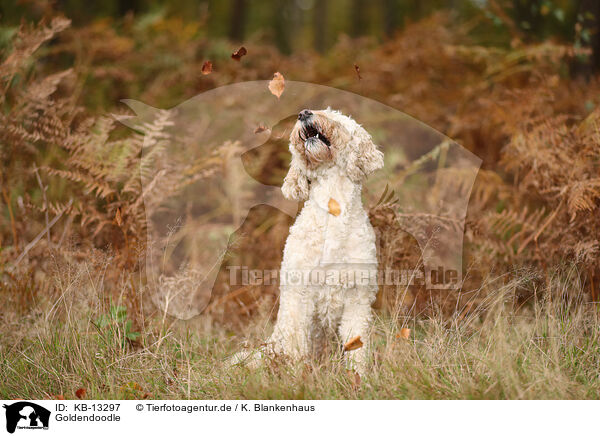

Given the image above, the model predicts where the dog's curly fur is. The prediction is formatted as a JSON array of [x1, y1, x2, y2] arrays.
[[234, 108, 383, 374]]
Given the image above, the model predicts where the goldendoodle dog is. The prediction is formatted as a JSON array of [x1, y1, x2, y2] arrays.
[[234, 108, 383, 375]]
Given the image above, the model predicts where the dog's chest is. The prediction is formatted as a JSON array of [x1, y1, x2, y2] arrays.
[[283, 167, 376, 269]]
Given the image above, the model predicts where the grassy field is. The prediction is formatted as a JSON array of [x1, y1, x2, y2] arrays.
[[1, 261, 598, 400]]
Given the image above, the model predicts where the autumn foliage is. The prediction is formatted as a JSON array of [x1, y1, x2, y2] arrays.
[[1, 10, 600, 327]]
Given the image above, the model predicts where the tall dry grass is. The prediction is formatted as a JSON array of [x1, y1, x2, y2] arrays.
[[1, 255, 598, 400]]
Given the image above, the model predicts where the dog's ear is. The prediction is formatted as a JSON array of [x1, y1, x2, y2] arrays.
[[282, 144, 309, 201], [345, 126, 384, 182]]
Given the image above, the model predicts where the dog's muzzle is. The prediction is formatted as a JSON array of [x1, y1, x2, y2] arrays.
[[298, 109, 312, 121], [299, 121, 330, 149], [297, 110, 332, 164]]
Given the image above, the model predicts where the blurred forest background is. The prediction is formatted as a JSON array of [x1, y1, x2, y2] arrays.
[[1, 0, 600, 324], [3, 0, 600, 58]]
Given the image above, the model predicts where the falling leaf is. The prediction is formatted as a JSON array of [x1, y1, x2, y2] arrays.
[[75, 388, 86, 399], [343, 335, 363, 352], [231, 46, 247, 61], [254, 124, 269, 134], [268, 72, 285, 99], [354, 63, 362, 80], [201, 61, 213, 75], [397, 327, 411, 340], [114, 207, 123, 227], [548, 75, 559, 88], [328, 198, 341, 216]]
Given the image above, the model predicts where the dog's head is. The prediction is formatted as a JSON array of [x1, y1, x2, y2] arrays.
[[282, 108, 384, 201]]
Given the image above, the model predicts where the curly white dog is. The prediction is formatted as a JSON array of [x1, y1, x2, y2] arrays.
[[235, 108, 383, 375]]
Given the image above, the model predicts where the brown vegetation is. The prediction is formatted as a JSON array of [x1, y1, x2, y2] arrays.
[[1, 11, 599, 330]]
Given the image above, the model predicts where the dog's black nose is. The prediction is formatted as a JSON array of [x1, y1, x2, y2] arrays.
[[298, 110, 312, 121]]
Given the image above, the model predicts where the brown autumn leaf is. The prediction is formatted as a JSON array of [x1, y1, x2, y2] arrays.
[[343, 335, 363, 352], [201, 60, 213, 75], [120, 381, 143, 392], [118, 382, 148, 399], [397, 327, 411, 340], [231, 46, 247, 61], [328, 198, 341, 216], [268, 72, 285, 99], [75, 388, 86, 399], [254, 124, 269, 134], [53, 394, 65, 400], [354, 63, 362, 80]]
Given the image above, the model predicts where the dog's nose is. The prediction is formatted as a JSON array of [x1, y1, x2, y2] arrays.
[[298, 110, 312, 121]]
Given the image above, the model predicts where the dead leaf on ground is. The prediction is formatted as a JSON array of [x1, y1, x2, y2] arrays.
[[119, 382, 146, 398], [201, 61, 213, 75], [346, 369, 361, 388], [53, 394, 65, 400], [397, 327, 411, 340], [75, 388, 86, 399], [328, 198, 341, 216], [268, 72, 285, 98], [231, 46, 247, 61], [343, 335, 363, 352], [121, 381, 143, 391], [354, 63, 362, 80]]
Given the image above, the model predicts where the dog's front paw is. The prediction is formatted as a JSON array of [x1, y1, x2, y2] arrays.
[[229, 349, 263, 367], [281, 172, 309, 201]]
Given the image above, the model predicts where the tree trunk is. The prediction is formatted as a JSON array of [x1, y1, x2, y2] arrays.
[[351, 0, 366, 37], [229, 0, 246, 42], [382, 0, 399, 37], [579, 0, 600, 73], [274, 0, 291, 54], [314, 0, 328, 52]]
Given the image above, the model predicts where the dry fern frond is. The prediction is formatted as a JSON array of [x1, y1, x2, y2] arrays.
[[0, 17, 71, 82]]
